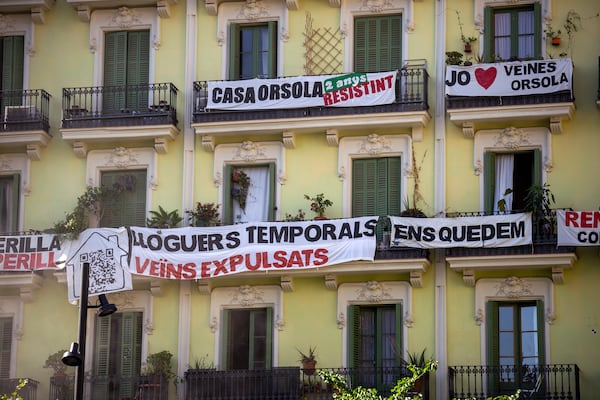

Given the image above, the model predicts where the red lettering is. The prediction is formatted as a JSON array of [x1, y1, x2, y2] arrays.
[[314, 248, 329, 266], [230, 254, 243, 272], [323, 93, 332, 106], [200, 261, 211, 278], [213, 259, 229, 276], [182, 263, 196, 279]]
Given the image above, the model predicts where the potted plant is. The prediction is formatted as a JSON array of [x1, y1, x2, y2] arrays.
[[187, 202, 220, 226], [146, 206, 183, 228], [400, 349, 428, 393], [141, 350, 176, 398], [456, 10, 477, 52], [304, 193, 333, 219], [231, 169, 251, 210], [445, 51, 464, 66], [44, 349, 71, 384], [524, 183, 556, 235], [546, 26, 562, 46], [297, 346, 317, 374]]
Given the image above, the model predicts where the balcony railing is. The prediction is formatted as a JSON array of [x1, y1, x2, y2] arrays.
[[49, 375, 74, 400], [193, 65, 429, 124], [445, 209, 575, 257], [446, 89, 573, 109], [87, 374, 167, 400], [449, 364, 580, 400], [61, 83, 178, 129], [184, 366, 425, 400], [0, 90, 50, 133], [0, 378, 39, 400]]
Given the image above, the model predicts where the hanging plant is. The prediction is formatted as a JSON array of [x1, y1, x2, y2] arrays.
[[231, 169, 250, 210]]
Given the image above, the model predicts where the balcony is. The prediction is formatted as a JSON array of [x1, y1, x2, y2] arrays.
[[449, 364, 580, 400], [0, 89, 51, 160], [192, 64, 430, 151], [80, 374, 168, 400], [445, 210, 577, 285], [445, 59, 575, 136], [60, 83, 179, 157], [184, 366, 426, 400], [0, 378, 38, 400]]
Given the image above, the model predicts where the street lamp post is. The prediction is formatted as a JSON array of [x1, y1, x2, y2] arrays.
[[62, 261, 117, 400]]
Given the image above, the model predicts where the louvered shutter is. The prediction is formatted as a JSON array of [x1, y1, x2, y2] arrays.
[[221, 309, 231, 369], [347, 305, 361, 369], [267, 21, 278, 78], [483, 7, 493, 62], [93, 316, 111, 399], [2, 36, 24, 94], [354, 16, 402, 73], [264, 307, 273, 369], [104, 31, 128, 112], [486, 301, 500, 394], [119, 312, 142, 399], [267, 163, 276, 221], [126, 30, 150, 110], [0, 318, 12, 379], [229, 24, 241, 80], [532, 148, 542, 187], [484, 152, 496, 213], [394, 303, 403, 366], [100, 170, 147, 227], [223, 164, 233, 224], [533, 3, 542, 59], [352, 159, 376, 217]]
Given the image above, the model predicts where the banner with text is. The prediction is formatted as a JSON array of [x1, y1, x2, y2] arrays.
[[390, 213, 532, 248], [445, 58, 572, 97], [557, 210, 600, 246], [129, 217, 378, 280], [207, 71, 397, 110], [0, 233, 66, 271]]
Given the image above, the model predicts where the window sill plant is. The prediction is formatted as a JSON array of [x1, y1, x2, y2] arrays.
[[304, 193, 333, 219]]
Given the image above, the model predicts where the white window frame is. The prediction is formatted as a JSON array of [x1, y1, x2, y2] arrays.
[[475, 276, 553, 366], [89, 6, 159, 87], [0, 14, 33, 91], [0, 154, 30, 232], [339, 0, 414, 72], [213, 141, 285, 222], [216, 0, 287, 80], [473, 127, 551, 211], [0, 296, 22, 378], [338, 134, 411, 217], [210, 285, 284, 369], [337, 281, 412, 367]]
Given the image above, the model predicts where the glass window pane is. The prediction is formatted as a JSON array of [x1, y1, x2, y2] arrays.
[[518, 36, 534, 58], [499, 332, 514, 357], [518, 11, 534, 34], [521, 306, 537, 331], [521, 332, 539, 357], [495, 13, 511, 36], [499, 306, 514, 330]]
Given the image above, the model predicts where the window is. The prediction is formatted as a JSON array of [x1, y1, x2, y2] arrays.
[[93, 312, 143, 400], [487, 301, 545, 395], [0, 36, 24, 93], [484, 149, 541, 212], [103, 30, 150, 112], [0, 175, 19, 234], [229, 22, 277, 80], [223, 164, 276, 224], [354, 15, 402, 73], [352, 157, 402, 240], [348, 304, 402, 391], [222, 308, 272, 370], [0, 317, 11, 379], [100, 170, 147, 227], [484, 4, 541, 61]]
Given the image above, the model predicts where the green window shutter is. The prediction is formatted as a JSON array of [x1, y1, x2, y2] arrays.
[[267, 21, 278, 78], [483, 7, 493, 62], [126, 30, 150, 110], [223, 164, 233, 224], [221, 309, 231, 369], [229, 23, 241, 80], [354, 16, 402, 73], [484, 152, 496, 213], [486, 301, 500, 393], [100, 170, 147, 227], [1, 36, 24, 94], [394, 303, 403, 366], [267, 163, 276, 221], [104, 31, 128, 87], [94, 316, 112, 376], [265, 307, 273, 369], [119, 312, 143, 398], [347, 305, 360, 369], [533, 3, 542, 58], [0, 317, 12, 379], [535, 300, 545, 365], [532, 148, 542, 187], [386, 157, 402, 216]]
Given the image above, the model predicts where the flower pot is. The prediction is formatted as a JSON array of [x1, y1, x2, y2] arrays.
[[464, 43, 472, 53], [314, 216, 328, 220], [552, 37, 560, 46], [302, 360, 317, 375]]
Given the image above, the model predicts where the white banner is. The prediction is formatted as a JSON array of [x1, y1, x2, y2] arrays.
[[207, 71, 397, 110], [129, 217, 378, 279], [445, 58, 572, 97], [390, 213, 532, 248], [65, 228, 132, 302], [557, 210, 600, 246], [0, 233, 66, 271]]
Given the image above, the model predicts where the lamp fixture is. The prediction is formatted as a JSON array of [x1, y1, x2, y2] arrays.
[[96, 294, 118, 317], [62, 342, 82, 367]]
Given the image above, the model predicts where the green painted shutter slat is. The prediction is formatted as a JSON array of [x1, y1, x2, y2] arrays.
[[100, 170, 147, 227], [2, 36, 24, 94], [486, 301, 500, 394], [354, 16, 401, 73], [354, 18, 367, 73], [223, 164, 233, 224], [533, 148, 542, 186], [229, 24, 241, 80], [221, 309, 231, 369], [535, 300, 545, 365], [395, 303, 403, 366], [126, 31, 150, 110], [267, 21, 278, 78], [104, 31, 128, 112], [265, 307, 273, 369], [94, 316, 111, 375], [387, 158, 402, 216], [0, 318, 12, 379], [375, 159, 389, 216], [484, 152, 496, 212], [483, 7, 493, 62], [268, 163, 276, 221], [348, 305, 360, 368], [533, 3, 542, 58]]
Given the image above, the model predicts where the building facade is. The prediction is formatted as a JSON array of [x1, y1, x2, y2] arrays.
[[0, 0, 598, 399]]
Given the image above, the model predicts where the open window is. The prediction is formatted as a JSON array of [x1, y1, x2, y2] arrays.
[[223, 164, 276, 224], [229, 22, 277, 80], [0, 175, 19, 234], [221, 308, 273, 370]]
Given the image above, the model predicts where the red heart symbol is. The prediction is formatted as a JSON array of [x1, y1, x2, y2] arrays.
[[474, 67, 497, 89]]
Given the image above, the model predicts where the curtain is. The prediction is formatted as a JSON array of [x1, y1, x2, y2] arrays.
[[233, 166, 270, 223], [518, 10, 534, 58], [494, 13, 511, 59], [494, 154, 514, 213]]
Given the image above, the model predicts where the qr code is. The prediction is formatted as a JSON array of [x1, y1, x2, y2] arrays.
[[80, 249, 117, 293]]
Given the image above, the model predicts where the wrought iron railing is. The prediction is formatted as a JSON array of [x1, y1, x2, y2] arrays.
[[193, 64, 429, 123], [61, 83, 178, 129], [88, 374, 167, 400], [184, 366, 425, 400], [49, 375, 74, 400], [446, 90, 573, 109], [0, 378, 38, 400], [449, 364, 580, 400], [445, 209, 575, 257], [0, 89, 50, 133]]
